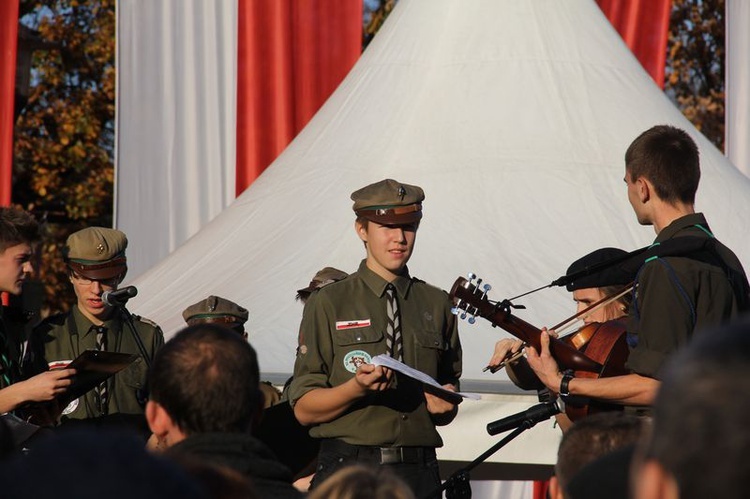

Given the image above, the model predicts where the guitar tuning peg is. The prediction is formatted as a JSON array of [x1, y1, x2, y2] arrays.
[[483, 283, 492, 292], [450, 306, 460, 316], [468, 315, 476, 325], [467, 272, 476, 281], [460, 311, 468, 320]]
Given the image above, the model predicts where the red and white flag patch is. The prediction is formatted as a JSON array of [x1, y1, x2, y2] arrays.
[[336, 319, 371, 330]]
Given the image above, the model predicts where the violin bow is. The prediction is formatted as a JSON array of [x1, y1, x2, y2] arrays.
[[551, 283, 634, 337]]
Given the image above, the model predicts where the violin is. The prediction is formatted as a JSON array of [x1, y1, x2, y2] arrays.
[[450, 275, 630, 421]]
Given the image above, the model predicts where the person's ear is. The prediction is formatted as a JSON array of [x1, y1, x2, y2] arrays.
[[145, 400, 171, 436], [548, 475, 565, 499], [633, 459, 679, 499], [636, 176, 651, 204], [355, 220, 368, 243]]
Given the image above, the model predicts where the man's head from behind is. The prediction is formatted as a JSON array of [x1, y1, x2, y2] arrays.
[[551, 411, 644, 499], [624, 125, 700, 207], [633, 320, 750, 499], [146, 324, 262, 446], [0, 207, 39, 295]]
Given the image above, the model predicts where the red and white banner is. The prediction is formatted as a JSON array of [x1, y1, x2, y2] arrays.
[[115, 0, 361, 279]]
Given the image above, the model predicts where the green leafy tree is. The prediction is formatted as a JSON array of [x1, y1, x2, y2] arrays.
[[13, 0, 115, 315]]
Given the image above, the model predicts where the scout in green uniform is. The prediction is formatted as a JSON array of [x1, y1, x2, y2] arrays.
[[289, 179, 462, 498], [27, 227, 164, 425], [0, 208, 74, 416]]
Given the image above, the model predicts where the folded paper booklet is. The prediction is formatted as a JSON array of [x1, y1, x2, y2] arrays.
[[59, 350, 139, 405], [370, 354, 481, 400]]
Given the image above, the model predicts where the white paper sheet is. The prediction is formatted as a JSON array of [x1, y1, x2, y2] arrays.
[[371, 354, 481, 400]]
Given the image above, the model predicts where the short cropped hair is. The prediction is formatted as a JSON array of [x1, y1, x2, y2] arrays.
[[641, 320, 750, 499], [0, 207, 40, 253], [624, 125, 700, 205], [555, 411, 644, 494], [148, 324, 262, 435]]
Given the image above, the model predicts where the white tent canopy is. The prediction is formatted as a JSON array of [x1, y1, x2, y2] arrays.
[[120, 0, 750, 481]]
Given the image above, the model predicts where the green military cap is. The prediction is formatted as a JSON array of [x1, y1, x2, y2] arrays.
[[296, 267, 348, 297], [351, 178, 424, 225], [182, 295, 249, 327], [64, 227, 128, 280]]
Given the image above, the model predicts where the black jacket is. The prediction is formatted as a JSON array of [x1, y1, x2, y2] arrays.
[[169, 432, 303, 499]]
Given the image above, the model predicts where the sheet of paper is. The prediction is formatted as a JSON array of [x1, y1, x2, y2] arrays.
[[370, 354, 481, 400]]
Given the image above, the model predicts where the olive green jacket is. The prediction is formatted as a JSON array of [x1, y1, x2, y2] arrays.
[[26, 305, 164, 419], [289, 260, 462, 447]]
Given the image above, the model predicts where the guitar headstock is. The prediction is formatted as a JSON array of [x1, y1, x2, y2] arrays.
[[449, 273, 492, 324]]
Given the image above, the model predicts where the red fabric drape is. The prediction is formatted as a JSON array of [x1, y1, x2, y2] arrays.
[[0, 0, 20, 206], [596, 0, 672, 88], [235, 0, 362, 196]]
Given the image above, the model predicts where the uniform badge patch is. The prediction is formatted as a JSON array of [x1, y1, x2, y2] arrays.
[[62, 398, 79, 415], [343, 350, 372, 373], [336, 319, 371, 330]]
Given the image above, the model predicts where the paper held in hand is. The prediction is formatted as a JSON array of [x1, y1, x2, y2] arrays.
[[370, 354, 481, 400]]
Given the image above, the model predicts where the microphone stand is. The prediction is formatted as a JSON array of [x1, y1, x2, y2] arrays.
[[118, 304, 151, 370], [423, 419, 543, 499]]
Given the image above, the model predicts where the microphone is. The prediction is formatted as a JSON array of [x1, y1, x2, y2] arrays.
[[486, 400, 561, 436], [101, 286, 138, 307]]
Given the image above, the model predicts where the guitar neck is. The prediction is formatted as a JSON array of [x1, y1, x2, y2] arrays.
[[488, 308, 603, 374]]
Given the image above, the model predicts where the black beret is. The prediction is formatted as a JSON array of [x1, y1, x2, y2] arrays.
[[565, 248, 635, 291]]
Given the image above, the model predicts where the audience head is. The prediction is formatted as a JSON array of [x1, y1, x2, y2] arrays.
[[0, 207, 39, 295], [307, 464, 415, 499], [624, 125, 700, 206], [0, 429, 208, 499], [182, 295, 250, 338], [147, 324, 263, 445], [633, 319, 750, 499], [296, 267, 348, 303], [551, 411, 644, 499]]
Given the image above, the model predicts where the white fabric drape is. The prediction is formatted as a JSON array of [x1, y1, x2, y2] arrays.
[[115, 0, 238, 280], [726, 0, 750, 177]]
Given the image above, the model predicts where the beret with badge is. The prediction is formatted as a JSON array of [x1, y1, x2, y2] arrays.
[[182, 295, 249, 327], [351, 178, 424, 225], [64, 227, 128, 281]]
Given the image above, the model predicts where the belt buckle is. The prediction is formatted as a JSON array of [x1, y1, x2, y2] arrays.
[[379, 447, 403, 464]]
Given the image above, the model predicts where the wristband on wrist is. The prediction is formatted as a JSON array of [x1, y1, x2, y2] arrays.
[[559, 372, 574, 397]]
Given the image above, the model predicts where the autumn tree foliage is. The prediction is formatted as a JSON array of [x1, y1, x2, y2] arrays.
[[13, 0, 115, 314], [665, 0, 725, 151]]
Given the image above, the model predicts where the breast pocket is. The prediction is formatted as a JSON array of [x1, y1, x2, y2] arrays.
[[119, 356, 147, 389], [413, 329, 447, 378], [332, 327, 384, 380]]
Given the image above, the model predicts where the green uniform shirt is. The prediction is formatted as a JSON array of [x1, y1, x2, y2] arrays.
[[27, 305, 164, 419], [626, 213, 749, 378], [289, 260, 462, 447]]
